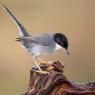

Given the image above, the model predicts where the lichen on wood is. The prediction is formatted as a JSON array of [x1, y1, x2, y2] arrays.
[[23, 61, 95, 95]]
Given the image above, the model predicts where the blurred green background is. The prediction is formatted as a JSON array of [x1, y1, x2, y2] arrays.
[[0, 0, 95, 95]]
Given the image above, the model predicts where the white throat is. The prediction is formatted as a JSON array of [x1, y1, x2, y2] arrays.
[[55, 43, 62, 50]]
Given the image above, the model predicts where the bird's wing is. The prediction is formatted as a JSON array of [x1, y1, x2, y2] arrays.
[[1, 3, 29, 37], [17, 33, 53, 46]]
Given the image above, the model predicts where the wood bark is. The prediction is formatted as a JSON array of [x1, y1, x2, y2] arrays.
[[23, 61, 95, 95]]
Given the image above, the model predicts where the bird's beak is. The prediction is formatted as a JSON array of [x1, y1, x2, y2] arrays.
[[66, 49, 70, 55]]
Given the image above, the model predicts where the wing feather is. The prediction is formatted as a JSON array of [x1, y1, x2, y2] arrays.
[[17, 33, 53, 46]]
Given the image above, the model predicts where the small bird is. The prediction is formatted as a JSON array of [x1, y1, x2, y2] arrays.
[[2, 4, 69, 73]]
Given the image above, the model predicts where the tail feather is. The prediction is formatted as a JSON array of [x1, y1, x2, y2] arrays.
[[16, 37, 22, 41], [2, 4, 30, 37]]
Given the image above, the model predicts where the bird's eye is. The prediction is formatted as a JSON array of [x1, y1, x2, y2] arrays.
[[60, 40, 64, 45]]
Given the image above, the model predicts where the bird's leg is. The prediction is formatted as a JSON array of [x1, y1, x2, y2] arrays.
[[33, 56, 43, 73], [33, 56, 49, 74]]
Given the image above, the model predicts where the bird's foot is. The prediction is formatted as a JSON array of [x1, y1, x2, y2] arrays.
[[35, 70, 49, 74]]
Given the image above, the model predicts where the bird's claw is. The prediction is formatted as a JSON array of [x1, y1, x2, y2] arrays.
[[35, 70, 49, 74]]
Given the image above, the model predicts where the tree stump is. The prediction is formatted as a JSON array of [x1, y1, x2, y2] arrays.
[[23, 61, 95, 95]]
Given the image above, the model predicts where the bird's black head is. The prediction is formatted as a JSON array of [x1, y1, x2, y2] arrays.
[[54, 33, 69, 52]]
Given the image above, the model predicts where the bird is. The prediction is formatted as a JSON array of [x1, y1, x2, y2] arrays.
[[2, 4, 69, 73]]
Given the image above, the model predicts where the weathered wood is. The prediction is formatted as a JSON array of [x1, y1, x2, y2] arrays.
[[23, 61, 95, 95]]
